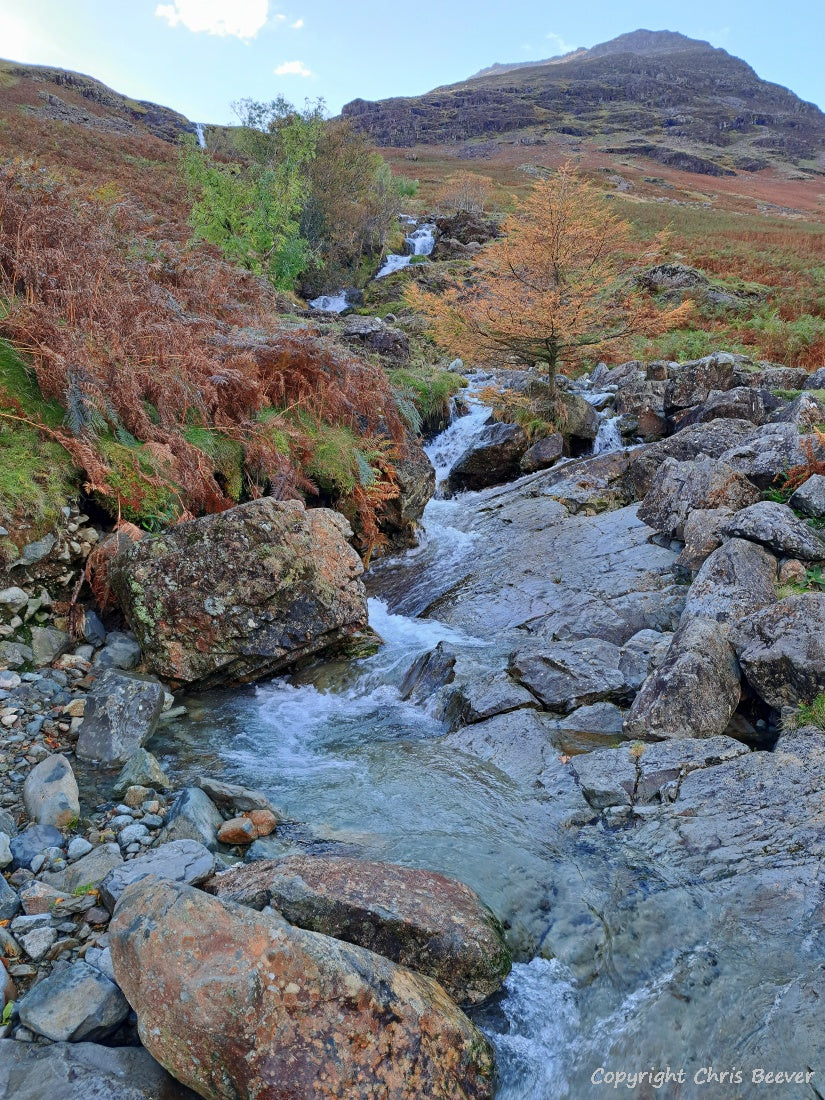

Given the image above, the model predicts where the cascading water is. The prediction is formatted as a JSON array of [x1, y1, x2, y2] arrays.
[[307, 292, 350, 313], [194, 123, 206, 149]]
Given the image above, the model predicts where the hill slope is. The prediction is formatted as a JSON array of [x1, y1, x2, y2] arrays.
[[342, 30, 825, 177]]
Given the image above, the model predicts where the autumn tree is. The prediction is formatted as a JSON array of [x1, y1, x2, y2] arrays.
[[433, 170, 495, 215], [409, 166, 690, 415]]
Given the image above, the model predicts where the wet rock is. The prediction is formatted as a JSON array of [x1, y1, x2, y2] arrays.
[[0, 1040, 197, 1099], [624, 419, 755, 498], [684, 538, 777, 625], [638, 458, 760, 539], [112, 748, 172, 795], [399, 641, 456, 703], [788, 473, 825, 518], [557, 390, 600, 445], [571, 736, 749, 810], [734, 593, 825, 707], [43, 843, 123, 894], [110, 878, 495, 1100], [447, 421, 528, 493], [379, 441, 436, 550], [216, 817, 257, 845], [30, 626, 71, 667], [624, 617, 741, 740], [208, 855, 511, 1006], [22, 753, 79, 828], [99, 839, 215, 912], [519, 432, 564, 473], [109, 499, 368, 690], [9, 824, 63, 870], [719, 422, 811, 488], [437, 670, 539, 730], [194, 777, 276, 816], [613, 379, 668, 440], [17, 961, 129, 1042], [510, 638, 633, 712], [532, 450, 631, 514], [76, 669, 164, 764], [156, 788, 222, 851], [675, 507, 733, 574], [91, 631, 141, 672], [721, 500, 825, 560]]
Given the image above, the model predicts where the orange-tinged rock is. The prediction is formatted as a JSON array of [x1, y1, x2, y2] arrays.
[[249, 808, 278, 837], [216, 817, 256, 845], [109, 878, 495, 1100]]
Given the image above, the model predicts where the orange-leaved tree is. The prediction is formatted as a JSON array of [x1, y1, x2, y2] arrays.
[[408, 166, 691, 415]]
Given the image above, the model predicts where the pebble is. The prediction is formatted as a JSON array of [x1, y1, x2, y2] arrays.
[[118, 823, 148, 845], [67, 837, 93, 861]]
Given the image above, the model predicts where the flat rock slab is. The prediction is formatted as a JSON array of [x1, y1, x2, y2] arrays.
[[721, 500, 825, 560], [109, 878, 495, 1100], [109, 498, 368, 690], [571, 736, 750, 810], [76, 670, 164, 764], [17, 961, 129, 1042], [734, 593, 825, 707], [510, 638, 631, 712], [624, 616, 741, 741], [207, 855, 511, 1006], [0, 1040, 197, 1099], [44, 843, 123, 894], [100, 839, 215, 912]]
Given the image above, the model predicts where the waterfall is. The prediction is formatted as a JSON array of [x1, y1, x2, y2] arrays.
[[376, 219, 436, 279], [308, 292, 350, 313], [593, 414, 623, 454], [194, 123, 206, 149]]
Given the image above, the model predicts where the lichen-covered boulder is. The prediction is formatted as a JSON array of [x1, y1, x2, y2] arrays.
[[206, 856, 511, 1006], [109, 499, 368, 689], [638, 457, 760, 539], [720, 501, 825, 561], [110, 878, 495, 1100], [734, 593, 825, 707]]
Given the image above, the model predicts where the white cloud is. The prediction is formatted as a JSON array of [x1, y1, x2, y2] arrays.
[[155, 0, 269, 39], [274, 60, 312, 77], [290, 18, 304, 29], [546, 32, 575, 56], [275, 12, 287, 20]]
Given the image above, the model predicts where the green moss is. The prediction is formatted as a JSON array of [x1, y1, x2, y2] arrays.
[[388, 365, 466, 434], [97, 438, 183, 530], [785, 693, 825, 731]]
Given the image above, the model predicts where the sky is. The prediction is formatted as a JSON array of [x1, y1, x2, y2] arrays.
[[0, 0, 822, 124]]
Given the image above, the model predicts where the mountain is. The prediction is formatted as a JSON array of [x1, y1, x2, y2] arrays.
[[342, 30, 825, 176]]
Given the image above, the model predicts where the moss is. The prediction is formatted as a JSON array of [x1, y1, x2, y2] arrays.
[[183, 426, 244, 501], [785, 693, 825, 731], [388, 365, 466, 434], [97, 438, 183, 530]]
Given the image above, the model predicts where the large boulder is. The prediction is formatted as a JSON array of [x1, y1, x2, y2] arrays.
[[17, 961, 129, 1042], [672, 386, 776, 429], [446, 421, 528, 493], [734, 594, 825, 707], [789, 473, 825, 518], [206, 856, 511, 1006], [675, 507, 733, 574], [638, 458, 760, 539], [0, 1041, 197, 1100], [624, 419, 755, 498], [666, 353, 738, 409], [341, 315, 410, 361], [22, 753, 79, 828], [155, 788, 223, 851], [623, 617, 741, 740], [683, 538, 777, 625], [520, 432, 564, 473], [76, 670, 164, 765], [509, 638, 632, 713], [613, 380, 668, 440], [109, 499, 368, 689], [109, 878, 495, 1100], [719, 422, 811, 489], [720, 501, 825, 561]]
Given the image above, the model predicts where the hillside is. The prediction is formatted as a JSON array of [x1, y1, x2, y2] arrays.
[[343, 29, 825, 178]]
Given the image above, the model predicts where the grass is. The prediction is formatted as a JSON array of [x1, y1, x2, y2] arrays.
[[388, 365, 466, 434], [784, 692, 825, 731]]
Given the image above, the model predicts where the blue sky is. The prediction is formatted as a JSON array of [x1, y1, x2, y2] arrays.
[[0, 0, 822, 123]]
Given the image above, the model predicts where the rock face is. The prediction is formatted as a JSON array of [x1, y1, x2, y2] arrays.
[[447, 421, 528, 493], [624, 419, 754, 498], [624, 617, 741, 740], [207, 856, 511, 1006], [510, 638, 632, 712], [734, 594, 825, 707], [720, 501, 825, 560], [675, 507, 732, 573], [520, 432, 564, 473], [22, 753, 79, 827], [109, 878, 495, 1100], [789, 473, 825, 518], [109, 498, 368, 689], [0, 1041, 197, 1100], [719, 422, 810, 488], [340, 315, 410, 361], [76, 670, 164, 764], [379, 441, 436, 550], [638, 458, 760, 539]]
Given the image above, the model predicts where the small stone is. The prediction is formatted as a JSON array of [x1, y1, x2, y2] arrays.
[[10, 825, 64, 871], [123, 784, 152, 808], [217, 817, 257, 845], [19, 880, 67, 915], [248, 808, 278, 838], [22, 753, 80, 828], [0, 832, 11, 869], [779, 558, 807, 585], [0, 874, 20, 920], [19, 925, 57, 961], [118, 823, 148, 846], [17, 959, 129, 1042], [67, 837, 93, 861]]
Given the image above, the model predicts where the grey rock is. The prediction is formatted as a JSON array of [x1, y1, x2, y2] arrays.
[[112, 748, 172, 795], [118, 823, 148, 846], [804, 367, 825, 389], [76, 669, 164, 764], [571, 736, 749, 810], [770, 390, 825, 430], [9, 824, 63, 870], [447, 421, 529, 493], [43, 843, 123, 894], [550, 701, 626, 735], [17, 961, 129, 1042], [788, 473, 825, 518], [0, 875, 20, 921], [624, 617, 741, 740], [638, 457, 760, 539], [67, 837, 93, 861], [667, 353, 738, 408], [0, 587, 28, 616], [91, 631, 141, 672], [399, 642, 456, 704], [156, 787, 223, 850], [510, 638, 632, 713], [684, 538, 777, 625], [671, 386, 776, 429], [675, 507, 733, 574], [520, 433, 564, 473], [22, 753, 79, 828], [30, 626, 71, 667], [99, 839, 214, 912], [437, 671, 539, 730], [734, 593, 825, 707], [719, 421, 811, 489], [0, 641, 33, 669], [9, 534, 56, 569], [81, 610, 106, 647], [625, 419, 755, 498], [618, 629, 672, 690], [194, 776, 277, 816], [614, 379, 668, 440], [0, 832, 10, 869], [19, 925, 56, 960], [83, 946, 116, 984], [721, 500, 825, 560]]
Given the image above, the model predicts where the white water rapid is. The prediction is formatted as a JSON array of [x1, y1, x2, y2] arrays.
[[375, 220, 436, 278]]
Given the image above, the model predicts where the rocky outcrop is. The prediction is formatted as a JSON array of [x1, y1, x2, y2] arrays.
[[378, 441, 436, 550], [110, 878, 495, 1100], [734, 594, 825, 707], [719, 422, 811, 488], [447, 421, 528, 492], [720, 501, 825, 560], [623, 617, 741, 740], [109, 499, 368, 689], [207, 856, 511, 1006], [683, 538, 777, 625], [624, 419, 755, 497], [341, 315, 410, 361], [638, 458, 760, 539]]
